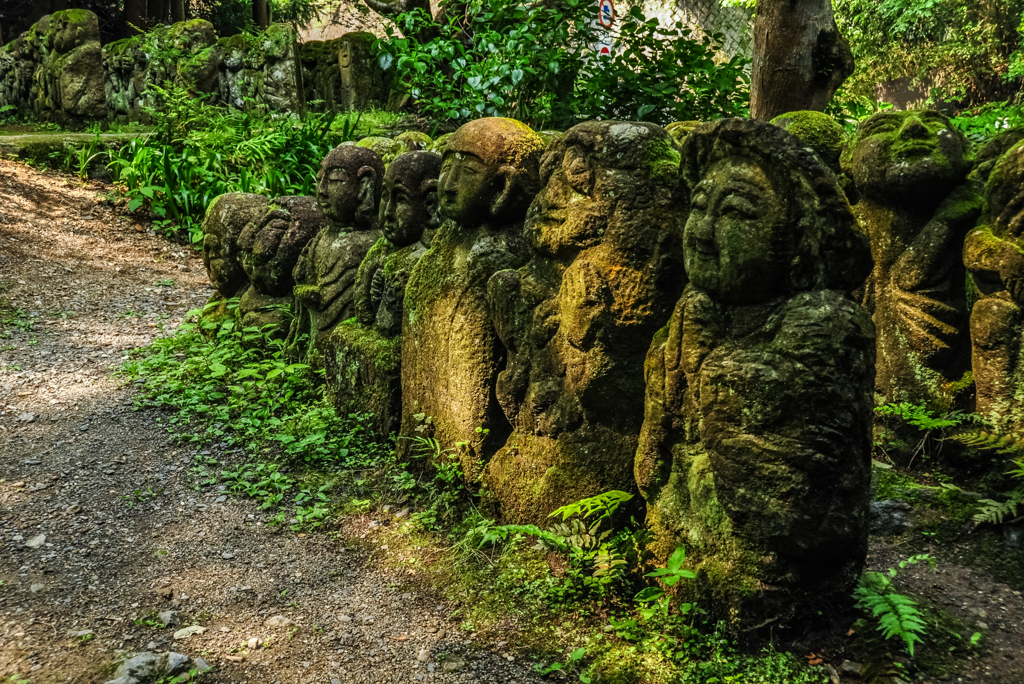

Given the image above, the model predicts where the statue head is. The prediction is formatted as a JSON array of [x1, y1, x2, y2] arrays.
[[201, 193, 269, 298], [681, 118, 869, 305], [379, 151, 442, 247], [316, 144, 385, 230], [840, 109, 970, 207], [438, 117, 545, 227], [770, 110, 845, 173], [982, 139, 1024, 241], [528, 121, 681, 257], [238, 196, 327, 296]]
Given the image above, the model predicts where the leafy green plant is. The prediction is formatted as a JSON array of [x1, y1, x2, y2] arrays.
[[948, 429, 1024, 525], [536, 646, 591, 682], [376, 0, 747, 129], [875, 402, 984, 465], [853, 554, 935, 657]]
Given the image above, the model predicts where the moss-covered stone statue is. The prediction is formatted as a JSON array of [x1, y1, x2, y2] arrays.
[[200, 192, 272, 323], [770, 110, 845, 173], [400, 118, 545, 476], [289, 145, 385, 360], [964, 139, 1024, 433], [841, 109, 980, 409], [483, 122, 686, 524], [339, 32, 386, 112], [323, 151, 442, 438], [636, 118, 875, 628], [237, 196, 327, 336]]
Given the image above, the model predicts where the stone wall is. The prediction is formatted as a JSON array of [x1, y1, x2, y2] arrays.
[[0, 11, 388, 124]]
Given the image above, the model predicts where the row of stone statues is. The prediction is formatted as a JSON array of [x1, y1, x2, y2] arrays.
[[200, 110, 1024, 625]]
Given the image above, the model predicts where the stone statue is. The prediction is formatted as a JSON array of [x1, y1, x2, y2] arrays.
[[322, 151, 442, 438], [236, 195, 326, 336], [483, 121, 686, 524], [400, 117, 545, 476], [770, 110, 845, 173], [841, 109, 981, 408], [201, 192, 270, 304], [338, 32, 385, 112], [636, 118, 875, 627], [289, 145, 385, 360], [964, 139, 1024, 433]]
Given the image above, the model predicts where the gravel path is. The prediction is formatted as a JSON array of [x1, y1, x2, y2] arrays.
[[0, 161, 542, 684]]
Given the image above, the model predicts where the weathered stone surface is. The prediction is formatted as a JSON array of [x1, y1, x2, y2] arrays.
[[483, 121, 686, 524], [237, 195, 326, 336], [426, 133, 453, 156], [28, 10, 106, 123], [841, 109, 980, 409], [770, 110, 845, 172], [637, 118, 874, 628], [665, 120, 701, 148], [338, 31, 387, 112], [300, 37, 346, 111], [104, 19, 218, 123], [323, 151, 441, 438], [400, 118, 545, 476], [217, 25, 303, 113], [964, 139, 1024, 433], [289, 145, 384, 359], [202, 193, 271, 301]]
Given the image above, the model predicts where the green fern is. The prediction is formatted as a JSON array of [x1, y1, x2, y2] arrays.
[[946, 429, 1024, 455], [851, 618, 903, 684], [853, 554, 934, 657], [973, 492, 1024, 525], [549, 490, 633, 523], [479, 523, 569, 552]]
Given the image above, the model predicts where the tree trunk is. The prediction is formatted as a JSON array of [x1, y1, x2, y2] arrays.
[[750, 0, 854, 121], [171, 0, 185, 23], [149, 0, 169, 25], [124, 0, 147, 35], [253, 0, 270, 29]]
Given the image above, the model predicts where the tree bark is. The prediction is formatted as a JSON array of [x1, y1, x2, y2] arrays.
[[253, 0, 270, 29], [149, 0, 169, 25], [750, 0, 854, 121], [171, 0, 185, 23], [124, 0, 148, 35]]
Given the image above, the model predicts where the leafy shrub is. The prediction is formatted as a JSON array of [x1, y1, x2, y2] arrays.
[[105, 82, 361, 244], [375, 0, 748, 129]]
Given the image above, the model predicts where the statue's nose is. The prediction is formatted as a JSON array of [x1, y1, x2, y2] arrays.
[[901, 118, 929, 140]]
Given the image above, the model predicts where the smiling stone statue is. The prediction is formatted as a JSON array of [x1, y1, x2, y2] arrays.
[[321, 151, 442, 438], [637, 118, 875, 627], [288, 144, 384, 360], [400, 118, 545, 476], [483, 121, 686, 524], [841, 109, 981, 408]]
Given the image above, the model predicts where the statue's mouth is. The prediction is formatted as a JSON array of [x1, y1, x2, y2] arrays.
[[893, 141, 936, 159]]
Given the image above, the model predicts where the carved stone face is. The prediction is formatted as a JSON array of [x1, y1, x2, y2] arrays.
[[339, 40, 352, 69], [684, 158, 788, 304], [315, 145, 384, 230], [201, 193, 269, 299], [203, 230, 242, 296], [844, 110, 968, 204], [438, 150, 499, 225], [316, 165, 360, 226], [379, 152, 441, 247], [437, 117, 545, 227]]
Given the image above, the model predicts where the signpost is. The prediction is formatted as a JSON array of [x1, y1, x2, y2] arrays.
[[595, 0, 615, 57]]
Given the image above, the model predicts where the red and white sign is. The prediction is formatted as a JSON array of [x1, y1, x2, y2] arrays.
[[598, 0, 615, 29]]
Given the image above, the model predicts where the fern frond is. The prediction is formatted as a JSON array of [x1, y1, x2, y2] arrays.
[[549, 490, 633, 522], [854, 571, 927, 657], [480, 524, 569, 552], [972, 495, 1022, 525], [946, 429, 1024, 455]]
